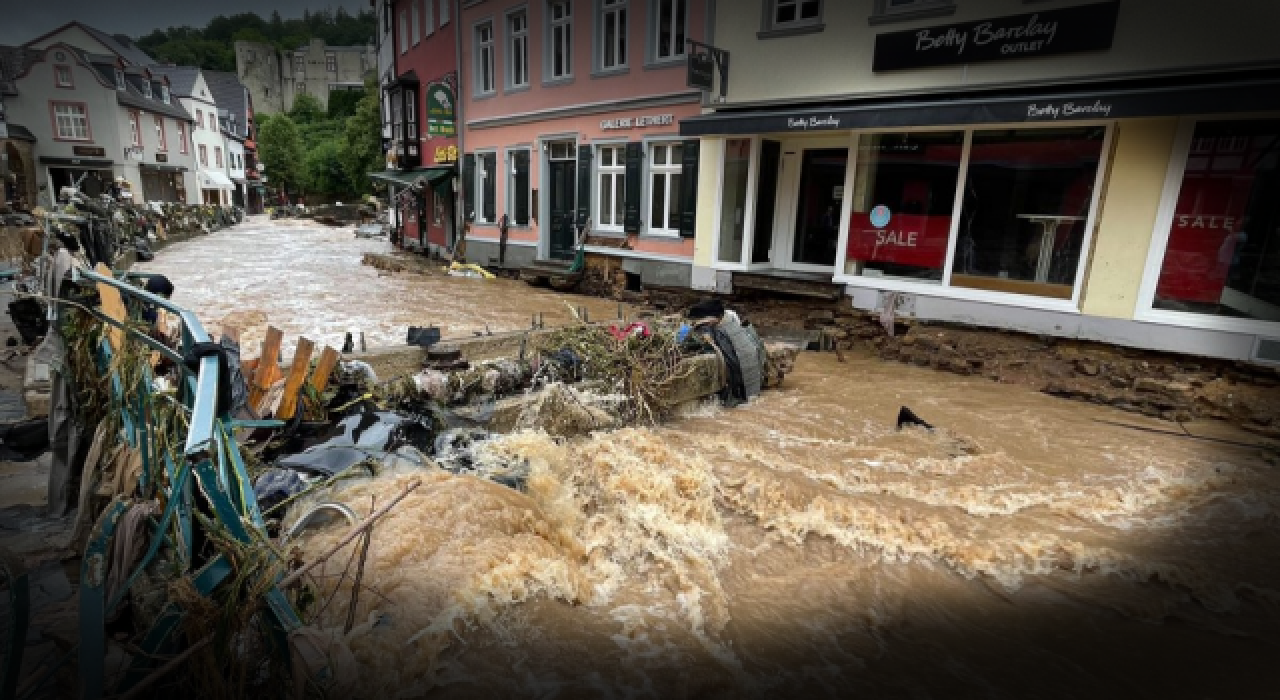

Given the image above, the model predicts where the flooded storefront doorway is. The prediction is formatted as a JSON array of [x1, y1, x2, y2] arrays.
[[546, 140, 577, 261]]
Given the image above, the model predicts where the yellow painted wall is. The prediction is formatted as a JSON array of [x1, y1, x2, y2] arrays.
[[1080, 118, 1180, 319], [693, 137, 724, 267]]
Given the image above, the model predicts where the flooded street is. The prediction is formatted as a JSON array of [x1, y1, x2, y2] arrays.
[[145, 220, 1280, 698]]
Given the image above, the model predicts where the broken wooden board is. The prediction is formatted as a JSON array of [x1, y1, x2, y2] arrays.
[[94, 262, 127, 354], [247, 326, 284, 409], [309, 346, 341, 393], [275, 337, 315, 420]]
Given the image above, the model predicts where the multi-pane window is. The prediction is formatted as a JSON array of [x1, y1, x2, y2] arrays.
[[549, 1, 572, 79], [154, 117, 166, 150], [326, 52, 336, 71], [215, 146, 223, 168], [425, 0, 435, 34], [475, 152, 496, 224], [770, 0, 822, 27], [142, 81, 152, 98], [655, 0, 686, 60], [509, 150, 531, 226], [399, 11, 409, 53], [597, 145, 626, 231], [199, 144, 208, 167], [114, 69, 125, 90], [178, 122, 188, 153], [411, 0, 421, 44], [509, 11, 529, 88], [52, 103, 89, 140], [476, 22, 495, 94], [128, 111, 141, 146], [55, 65, 72, 87], [294, 55, 305, 73], [649, 143, 683, 235], [161, 85, 170, 104], [196, 109, 204, 129], [600, 0, 627, 70]]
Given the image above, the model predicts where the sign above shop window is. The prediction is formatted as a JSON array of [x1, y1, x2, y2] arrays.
[[73, 145, 106, 157], [156, 153, 168, 163], [600, 114, 676, 131], [872, 1, 1120, 72]]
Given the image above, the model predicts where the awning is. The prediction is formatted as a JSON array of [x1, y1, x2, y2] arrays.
[[198, 169, 235, 190], [369, 166, 453, 193], [679, 69, 1280, 137]]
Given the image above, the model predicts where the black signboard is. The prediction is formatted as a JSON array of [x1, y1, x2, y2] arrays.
[[873, 1, 1120, 72], [72, 145, 107, 157], [687, 52, 714, 91], [155, 153, 168, 163]]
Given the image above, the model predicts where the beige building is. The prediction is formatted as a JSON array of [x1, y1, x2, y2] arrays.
[[234, 38, 375, 114], [682, 0, 1280, 363]]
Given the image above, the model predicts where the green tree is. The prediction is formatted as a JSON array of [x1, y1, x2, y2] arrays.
[[257, 114, 305, 196], [340, 81, 384, 195], [289, 93, 325, 124], [326, 88, 365, 120], [305, 136, 350, 196]]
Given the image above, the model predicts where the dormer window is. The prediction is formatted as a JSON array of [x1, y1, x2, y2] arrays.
[[161, 85, 171, 104], [114, 68, 125, 90], [142, 81, 153, 98]]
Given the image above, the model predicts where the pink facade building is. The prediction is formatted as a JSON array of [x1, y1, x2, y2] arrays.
[[456, 0, 707, 283]]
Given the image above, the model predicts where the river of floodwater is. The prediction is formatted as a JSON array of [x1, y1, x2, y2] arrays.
[[142, 219, 1280, 698]]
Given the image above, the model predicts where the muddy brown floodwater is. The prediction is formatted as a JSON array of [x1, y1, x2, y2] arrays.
[[147, 220, 1280, 698], [135, 218, 626, 354]]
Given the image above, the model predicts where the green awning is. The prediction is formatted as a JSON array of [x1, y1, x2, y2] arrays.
[[368, 166, 453, 192]]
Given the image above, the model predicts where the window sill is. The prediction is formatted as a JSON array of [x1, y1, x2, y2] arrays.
[[503, 84, 532, 96], [867, 5, 957, 25], [592, 228, 626, 237], [643, 58, 684, 72], [472, 91, 498, 101], [591, 66, 630, 79], [542, 76, 575, 88], [639, 232, 682, 241], [757, 23, 826, 39]]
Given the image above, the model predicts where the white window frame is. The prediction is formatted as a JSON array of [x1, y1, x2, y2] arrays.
[[199, 144, 208, 167], [474, 149, 497, 224], [650, 0, 688, 64], [546, 0, 573, 82], [596, 0, 628, 73], [54, 65, 73, 88], [326, 52, 337, 71], [52, 102, 90, 141], [154, 116, 167, 151], [141, 81, 152, 98], [161, 85, 170, 104], [215, 146, 223, 168], [411, 1, 421, 45], [646, 140, 683, 237], [425, 0, 436, 35], [399, 10, 409, 54], [1134, 115, 1280, 335], [475, 20, 496, 96], [128, 110, 141, 147], [595, 143, 627, 233], [507, 8, 529, 90], [178, 122, 188, 154]]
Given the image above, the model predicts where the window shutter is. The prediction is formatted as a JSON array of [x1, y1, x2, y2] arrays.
[[576, 144, 593, 225], [462, 153, 476, 221], [483, 153, 497, 222], [624, 141, 642, 233], [514, 151, 530, 225], [679, 139, 700, 237]]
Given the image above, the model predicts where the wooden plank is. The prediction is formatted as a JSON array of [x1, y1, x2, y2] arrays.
[[949, 274, 1073, 300], [247, 327, 283, 409], [308, 346, 341, 394], [275, 337, 315, 420], [732, 272, 843, 301], [94, 263, 127, 354]]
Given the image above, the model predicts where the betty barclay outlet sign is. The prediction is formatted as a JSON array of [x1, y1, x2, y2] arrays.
[[872, 1, 1120, 72], [600, 114, 675, 131]]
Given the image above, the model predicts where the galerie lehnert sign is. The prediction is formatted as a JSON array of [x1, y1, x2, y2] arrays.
[[601, 114, 675, 131], [872, 1, 1120, 72]]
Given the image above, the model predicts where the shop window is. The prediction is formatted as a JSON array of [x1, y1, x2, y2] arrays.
[[648, 143, 683, 236], [509, 149, 531, 226], [597, 145, 626, 231], [508, 10, 529, 89], [951, 127, 1104, 299], [761, 0, 823, 36], [597, 0, 628, 72], [1153, 119, 1280, 322], [846, 131, 964, 282], [718, 138, 752, 264], [653, 0, 687, 61], [52, 102, 90, 141], [475, 21, 495, 95], [547, 0, 573, 81]]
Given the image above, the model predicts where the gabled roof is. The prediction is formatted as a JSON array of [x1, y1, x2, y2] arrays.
[[147, 65, 201, 98], [202, 70, 248, 123], [22, 22, 156, 67]]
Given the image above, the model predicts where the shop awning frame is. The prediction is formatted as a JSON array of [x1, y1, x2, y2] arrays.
[[140, 163, 189, 173], [679, 69, 1280, 137], [368, 166, 454, 193], [198, 169, 235, 190]]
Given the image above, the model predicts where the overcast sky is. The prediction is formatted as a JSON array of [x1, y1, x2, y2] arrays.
[[0, 0, 369, 46]]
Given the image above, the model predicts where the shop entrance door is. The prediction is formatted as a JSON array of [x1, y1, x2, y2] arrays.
[[788, 149, 848, 268], [547, 142, 577, 261]]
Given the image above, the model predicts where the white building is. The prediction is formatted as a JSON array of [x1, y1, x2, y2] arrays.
[[151, 65, 235, 205]]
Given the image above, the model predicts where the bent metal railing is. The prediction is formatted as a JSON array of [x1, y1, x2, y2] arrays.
[[10, 267, 304, 700]]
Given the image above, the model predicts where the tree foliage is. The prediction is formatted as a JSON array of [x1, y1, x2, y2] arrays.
[[134, 8, 376, 70], [326, 89, 365, 120], [257, 113, 305, 196], [340, 80, 384, 195], [289, 93, 325, 125]]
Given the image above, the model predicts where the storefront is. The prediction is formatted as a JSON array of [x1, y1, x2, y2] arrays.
[[682, 69, 1280, 361], [41, 156, 115, 203], [369, 166, 456, 252], [139, 163, 187, 203], [198, 169, 235, 206]]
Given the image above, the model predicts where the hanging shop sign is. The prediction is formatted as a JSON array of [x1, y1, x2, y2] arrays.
[[73, 146, 107, 158], [426, 82, 456, 137], [434, 145, 459, 164], [600, 114, 675, 131], [872, 1, 1120, 72]]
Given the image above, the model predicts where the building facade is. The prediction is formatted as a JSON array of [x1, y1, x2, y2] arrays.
[[151, 66, 236, 205], [2, 43, 197, 206], [456, 0, 708, 281], [680, 0, 1280, 363], [206, 69, 261, 211], [235, 38, 376, 115]]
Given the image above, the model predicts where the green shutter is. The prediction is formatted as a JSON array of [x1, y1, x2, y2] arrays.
[[576, 144, 593, 225], [679, 139, 700, 237], [624, 142, 642, 234], [514, 151, 530, 226], [462, 154, 476, 221], [482, 153, 496, 222]]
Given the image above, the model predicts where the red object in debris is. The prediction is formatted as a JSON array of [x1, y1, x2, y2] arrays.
[[608, 321, 651, 342]]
